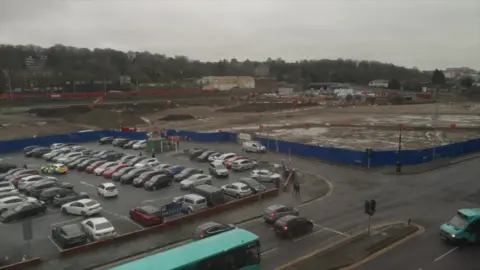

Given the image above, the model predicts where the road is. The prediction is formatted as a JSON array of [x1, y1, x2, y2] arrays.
[[180, 141, 480, 270]]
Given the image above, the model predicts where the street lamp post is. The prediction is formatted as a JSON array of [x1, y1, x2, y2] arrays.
[[396, 123, 404, 173], [2, 69, 12, 99]]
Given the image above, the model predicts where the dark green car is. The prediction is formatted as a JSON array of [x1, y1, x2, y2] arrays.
[[51, 224, 88, 248]]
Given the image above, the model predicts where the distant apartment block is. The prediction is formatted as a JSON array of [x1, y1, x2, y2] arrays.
[[444, 67, 477, 79], [368, 79, 389, 88]]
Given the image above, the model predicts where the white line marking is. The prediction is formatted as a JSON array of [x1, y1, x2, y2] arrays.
[[433, 247, 458, 262], [371, 225, 392, 236], [261, 247, 277, 255], [314, 223, 350, 237], [47, 236, 63, 251], [50, 217, 82, 227], [80, 181, 94, 187], [102, 209, 143, 229], [142, 197, 171, 204], [294, 228, 326, 242]]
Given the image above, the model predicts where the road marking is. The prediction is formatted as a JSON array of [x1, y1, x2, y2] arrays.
[[371, 225, 392, 236], [142, 197, 171, 204], [80, 181, 95, 187], [433, 247, 458, 262], [102, 209, 143, 229], [313, 223, 350, 237], [47, 236, 63, 252], [261, 247, 277, 255], [294, 228, 326, 242], [50, 217, 82, 227]]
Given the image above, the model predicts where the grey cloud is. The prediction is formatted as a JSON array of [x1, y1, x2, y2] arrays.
[[0, 0, 478, 69]]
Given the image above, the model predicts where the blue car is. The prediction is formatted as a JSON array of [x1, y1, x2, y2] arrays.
[[164, 166, 185, 176]]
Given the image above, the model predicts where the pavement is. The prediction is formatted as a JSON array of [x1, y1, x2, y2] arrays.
[[0, 142, 330, 269]]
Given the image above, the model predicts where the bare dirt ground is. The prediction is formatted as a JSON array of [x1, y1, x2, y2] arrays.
[[2, 98, 480, 151]]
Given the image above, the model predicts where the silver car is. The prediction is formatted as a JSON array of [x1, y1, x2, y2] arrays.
[[263, 204, 299, 223], [231, 159, 257, 172], [250, 169, 281, 183]]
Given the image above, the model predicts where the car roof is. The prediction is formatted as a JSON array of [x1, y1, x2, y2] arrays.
[[184, 194, 205, 200], [60, 224, 83, 233], [101, 182, 116, 187], [85, 217, 109, 224], [232, 182, 248, 187], [277, 215, 298, 222], [459, 208, 480, 217], [240, 178, 258, 184], [198, 221, 222, 230], [76, 198, 94, 204], [0, 196, 20, 202], [267, 204, 286, 211], [138, 205, 160, 213]]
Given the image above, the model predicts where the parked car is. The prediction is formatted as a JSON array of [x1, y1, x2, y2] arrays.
[[111, 166, 136, 181], [163, 165, 186, 177], [66, 157, 90, 169], [119, 155, 137, 163], [213, 153, 236, 162], [78, 159, 103, 172], [127, 156, 149, 166], [0, 201, 46, 223], [25, 147, 51, 158], [129, 205, 164, 226], [208, 162, 229, 178], [97, 183, 118, 198], [0, 163, 17, 174], [61, 199, 102, 217], [51, 224, 88, 248], [113, 138, 131, 147], [5, 169, 39, 182], [81, 217, 117, 241], [132, 171, 165, 187], [207, 152, 222, 162], [192, 221, 235, 240], [273, 215, 314, 238], [0, 182, 18, 197], [23, 145, 42, 153], [0, 169, 24, 181], [0, 196, 38, 213], [132, 140, 146, 150], [52, 190, 89, 207], [134, 158, 159, 168], [17, 175, 56, 190], [195, 150, 216, 162], [122, 140, 138, 149], [98, 136, 115, 144], [55, 152, 83, 163], [144, 174, 171, 191], [154, 164, 173, 171], [181, 194, 208, 214], [92, 150, 115, 159], [62, 155, 86, 165], [231, 159, 257, 172], [263, 204, 299, 224], [120, 168, 152, 184], [189, 149, 207, 160], [103, 152, 125, 161], [191, 185, 225, 207], [40, 164, 69, 174], [39, 187, 77, 204], [250, 169, 281, 183], [44, 149, 71, 161], [242, 141, 266, 153], [180, 174, 212, 189], [103, 165, 132, 179], [239, 178, 266, 194], [91, 162, 117, 175], [221, 182, 252, 198], [223, 156, 248, 169], [173, 168, 203, 182]]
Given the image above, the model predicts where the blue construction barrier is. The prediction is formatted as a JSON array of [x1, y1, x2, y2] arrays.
[[1, 129, 479, 168]]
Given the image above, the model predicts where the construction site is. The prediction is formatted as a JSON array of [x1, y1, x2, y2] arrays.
[[1, 93, 480, 151]]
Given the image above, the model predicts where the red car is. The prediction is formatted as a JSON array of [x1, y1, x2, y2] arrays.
[[129, 205, 164, 227], [103, 164, 130, 179], [223, 156, 248, 169], [86, 160, 107, 174]]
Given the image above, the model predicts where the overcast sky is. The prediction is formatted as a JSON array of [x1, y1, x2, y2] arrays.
[[0, 0, 478, 70]]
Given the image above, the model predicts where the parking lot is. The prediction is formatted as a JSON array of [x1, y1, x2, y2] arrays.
[[0, 141, 278, 262]]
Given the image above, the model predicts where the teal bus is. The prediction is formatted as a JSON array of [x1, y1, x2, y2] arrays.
[[111, 228, 261, 270]]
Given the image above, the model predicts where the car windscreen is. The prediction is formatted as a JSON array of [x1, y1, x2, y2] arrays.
[[105, 186, 116, 191], [95, 222, 112, 230], [448, 214, 469, 230], [85, 201, 98, 207], [241, 186, 250, 191]]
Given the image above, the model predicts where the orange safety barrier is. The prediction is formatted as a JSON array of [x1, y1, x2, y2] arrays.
[[0, 258, 42, 270], [60, 188, 279, 257]]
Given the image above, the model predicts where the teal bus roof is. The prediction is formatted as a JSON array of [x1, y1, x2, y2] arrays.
[[111, 228, 259, 270], [458, 208, 480, 217]]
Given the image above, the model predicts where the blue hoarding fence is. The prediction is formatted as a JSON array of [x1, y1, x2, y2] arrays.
[[1, 129, 479, 168]]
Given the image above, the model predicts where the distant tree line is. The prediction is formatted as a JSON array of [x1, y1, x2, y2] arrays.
[[0, 44, 432, 93]]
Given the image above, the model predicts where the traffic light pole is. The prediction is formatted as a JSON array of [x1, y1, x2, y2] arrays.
[[368, 214, 371, 235]]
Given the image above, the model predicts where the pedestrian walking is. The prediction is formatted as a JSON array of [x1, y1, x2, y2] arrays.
[[293, 181, 300, 196], [23, 164, 27, 169], [152, 152, 156, 158]]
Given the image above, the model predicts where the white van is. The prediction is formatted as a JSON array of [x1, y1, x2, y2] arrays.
[[242, 141, 266, 153], [181, 194, 208, 214]]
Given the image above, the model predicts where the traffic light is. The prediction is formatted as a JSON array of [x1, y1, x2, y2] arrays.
[[364, 200, 371, 214], [370, 200, 377, 214]]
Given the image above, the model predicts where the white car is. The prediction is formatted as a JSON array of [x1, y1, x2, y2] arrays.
[[132, 140, 146, 150], [43, 149, 69, 160], [55, 152, 83, 163], [135, 158, 160, 168], [94, 162, 119, 175], [180, 174, 212, 189], [0, 182, 18, 196], [230, 159, 257, 171], [81, 217, 117, 241], [97, 183, 118, 198], [250, 169, 281, 182], [221, 182, 252, 198], [154, 164, 172, 171], [61, 199, 102, 217], [214, 153, 236, 162], [51, 143, 67, 150], [0, 196, 38, 213], [207, 152, 222, 162]]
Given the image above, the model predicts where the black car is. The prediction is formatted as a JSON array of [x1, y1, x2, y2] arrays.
[[26, 180, 60, 197], [66, 157, 91, 169], [23, 145, 42, 153], [111, 166, 136, 181], [195, 150, 216, 162], [26, 147, 51, 158], [119, 155, 137, 163], [127, 156, 148, 166], [122, 140, 138, 149], [39, 187, 77, 204], [115, 139, 131, 148], [77, 158, 101, 171], [51, 224, 88, 248], [189, 149, 207, 160], [104, 152, 125, 161], [0, 163, 17, 174], [173, 168, 204, 182], [144, 174, 171, 190], [98, 137, 115, 144], [192, 221, 235, 240], [273, 215, 314, 238], [239, 178, 266, 194], [120, 168, 151, 184], [0, 168, 24, 181], [63, 155, 86, 165], [52, 191, 89, 207], [0, 201, 46, 223], [132, 171, 165, 187]]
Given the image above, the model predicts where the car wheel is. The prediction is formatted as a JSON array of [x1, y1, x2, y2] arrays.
[[235, 194, 241, 199], [81, 211, 88, 217], [152, 185, 157, 190], [187, 208, 193, 214], [61, 208, 68, 214]]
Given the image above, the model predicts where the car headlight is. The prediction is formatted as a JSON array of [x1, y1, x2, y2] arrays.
[[451, 234, 456, 238]]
